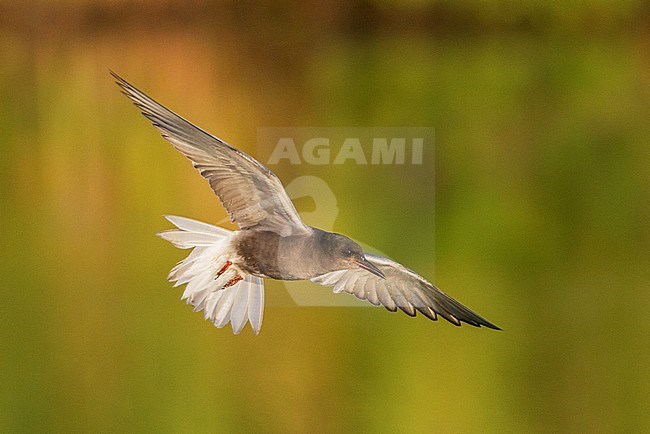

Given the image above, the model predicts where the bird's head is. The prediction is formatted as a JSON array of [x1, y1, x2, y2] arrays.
[[322, 232, 385, 279]]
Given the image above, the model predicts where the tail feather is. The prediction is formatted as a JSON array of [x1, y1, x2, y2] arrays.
[[246, 276, 265, 333], [158, 215, 266, 334], [214, 288, 238, 328], [204, 291, 224, 321], [181, 270, 214, 301], [157, 230, 227, 249], [167, 246, 210, 282], [230, 285, 250, 334], [163, 215, 232, 237], [199, 275, 263, 334]]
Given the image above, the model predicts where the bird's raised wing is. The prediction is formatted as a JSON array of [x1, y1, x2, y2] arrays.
[[311, 254, 500, 329], [112, 71, 310, 236]]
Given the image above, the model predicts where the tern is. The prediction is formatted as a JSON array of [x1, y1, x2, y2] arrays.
[[112, 71, 500, 335]]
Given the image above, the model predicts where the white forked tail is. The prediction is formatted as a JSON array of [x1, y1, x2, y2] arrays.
[[157, 215, 265, 334]]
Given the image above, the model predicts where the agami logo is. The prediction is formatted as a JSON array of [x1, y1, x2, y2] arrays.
[[267, 137, 424, 165]]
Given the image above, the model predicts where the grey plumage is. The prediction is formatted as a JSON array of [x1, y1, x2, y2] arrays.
[[112, 71, 308, 237], [112, 71, 500, 334]]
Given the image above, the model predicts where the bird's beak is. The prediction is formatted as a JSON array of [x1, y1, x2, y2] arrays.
[[353, 256, 386, 279]]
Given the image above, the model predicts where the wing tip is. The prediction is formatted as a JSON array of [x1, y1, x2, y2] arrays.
[[162, 214, 183, 225], [480, 321, 502, 331], [109, 69, 121, 81], [459, 315, 502, 330], [109, 69, 130, 92]]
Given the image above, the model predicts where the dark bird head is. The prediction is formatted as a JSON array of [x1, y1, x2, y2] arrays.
[[319, 231, 385, 278]]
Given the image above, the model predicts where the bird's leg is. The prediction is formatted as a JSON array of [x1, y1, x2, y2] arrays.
[[225, 275, 243, 288], [215, 260, 232, 279]]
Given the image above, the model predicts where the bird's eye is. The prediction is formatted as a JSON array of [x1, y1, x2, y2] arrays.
[[346, 249, 352, 256]]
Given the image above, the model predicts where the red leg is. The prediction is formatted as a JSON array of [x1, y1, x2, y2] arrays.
[[225, 275, 243, 288], [215, 260, 232, 278]]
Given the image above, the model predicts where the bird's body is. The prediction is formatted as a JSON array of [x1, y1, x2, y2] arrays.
[[236, 228, 351, 281], [112, 71, 500, 334]]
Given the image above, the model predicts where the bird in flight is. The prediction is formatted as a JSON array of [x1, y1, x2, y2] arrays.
[[112, 71, 500, 335]]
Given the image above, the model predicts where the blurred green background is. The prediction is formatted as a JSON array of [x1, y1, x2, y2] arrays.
[[1, 1, 649, 432]]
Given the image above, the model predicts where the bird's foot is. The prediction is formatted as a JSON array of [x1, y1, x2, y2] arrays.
[[225, 275, 243, 288], [215, 260, 233, 279]]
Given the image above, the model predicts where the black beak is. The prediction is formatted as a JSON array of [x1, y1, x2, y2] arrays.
[[353, 255, 386, 279]]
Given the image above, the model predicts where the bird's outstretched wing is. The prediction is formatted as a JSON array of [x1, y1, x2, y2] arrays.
[[112, 71, 310, 236], [311, 254, 500, 329]]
